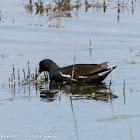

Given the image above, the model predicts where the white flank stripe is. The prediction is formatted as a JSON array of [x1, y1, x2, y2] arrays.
[[60, 72, 71, 78], [72, 79, 77, 82], [98, 69, 111, 76], [79, 76, 87, 79]]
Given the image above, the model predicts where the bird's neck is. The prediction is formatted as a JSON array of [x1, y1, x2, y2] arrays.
[[48, 63, 60, 74]]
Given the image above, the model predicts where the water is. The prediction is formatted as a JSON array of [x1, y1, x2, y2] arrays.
[[0, 0, 140, 139]]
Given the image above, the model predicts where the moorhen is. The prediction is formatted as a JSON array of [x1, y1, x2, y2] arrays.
[[36, 59, 117, 83]]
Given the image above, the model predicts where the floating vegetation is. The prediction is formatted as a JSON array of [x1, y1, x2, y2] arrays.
[[97, 114, 140, 122], [130, 61, 137, 64], [124, 60, 139, 64]]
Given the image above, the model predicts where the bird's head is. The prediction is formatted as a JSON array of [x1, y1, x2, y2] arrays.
[[35, 59, 59, 79]]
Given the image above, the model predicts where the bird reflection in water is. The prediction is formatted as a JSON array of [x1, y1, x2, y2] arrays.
[[40, 82, 117, 102]]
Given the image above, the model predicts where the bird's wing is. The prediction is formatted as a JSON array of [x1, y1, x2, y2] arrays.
[[61, 62, 108, 78]]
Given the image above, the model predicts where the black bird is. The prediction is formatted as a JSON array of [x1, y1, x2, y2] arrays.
[[36, 59, 117, 83]]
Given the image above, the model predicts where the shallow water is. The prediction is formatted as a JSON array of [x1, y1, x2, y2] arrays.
[[0, 0, 140, 140]]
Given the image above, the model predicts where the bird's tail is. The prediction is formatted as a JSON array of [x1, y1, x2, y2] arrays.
[[98, 66, 117, 77]]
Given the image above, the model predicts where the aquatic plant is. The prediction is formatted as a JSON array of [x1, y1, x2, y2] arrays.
[[23, 0, 136, 27]]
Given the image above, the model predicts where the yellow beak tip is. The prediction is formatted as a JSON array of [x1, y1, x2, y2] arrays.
[[35, 72, 40, 79]]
